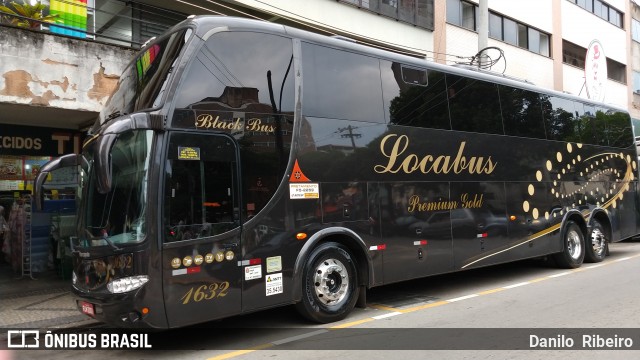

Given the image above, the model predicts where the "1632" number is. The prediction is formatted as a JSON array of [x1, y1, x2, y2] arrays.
[[180, 282, 230, 305]]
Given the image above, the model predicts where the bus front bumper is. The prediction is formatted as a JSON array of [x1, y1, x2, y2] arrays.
[[71, 286, 166, 329]]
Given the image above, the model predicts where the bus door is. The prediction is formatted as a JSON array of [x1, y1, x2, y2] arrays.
[[161, 132, 242, 327], [380, 182, 454, 283]]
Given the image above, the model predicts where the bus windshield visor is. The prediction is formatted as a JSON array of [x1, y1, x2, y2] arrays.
[[79, 130, 153, 247]]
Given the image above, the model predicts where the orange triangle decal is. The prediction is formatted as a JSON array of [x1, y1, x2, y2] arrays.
[[289, 159, 311, 182]]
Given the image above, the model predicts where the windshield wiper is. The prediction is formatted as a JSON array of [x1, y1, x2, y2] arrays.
[[103, 236, 122, 251], [105, 111, 121, 121], [85, 228, 122, 251]]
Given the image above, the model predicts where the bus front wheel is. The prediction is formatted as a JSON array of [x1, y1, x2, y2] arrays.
[[584, 219, 608, 263], [553, 221, 585, 269], [296, 242, 359, 323]]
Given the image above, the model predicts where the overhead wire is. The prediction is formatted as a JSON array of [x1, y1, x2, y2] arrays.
[[464, 46, 507, 73]]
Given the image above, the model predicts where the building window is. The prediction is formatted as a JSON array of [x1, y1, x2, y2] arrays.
[[567, 0, 623, 28], [633, 71, 640, 94], [562, 40, 586, 68], [484, 10, 550, 57], [607, 58, 626, 84], [489, 12, 502, 39], [338, 0, 434, 29], [503, 18, 517, 46], [446, 0, 476, 31], [633, 19, 640, 43], [529, 29, 550, 57]]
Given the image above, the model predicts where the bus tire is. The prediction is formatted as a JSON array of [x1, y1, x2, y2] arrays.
[[584, 219, 608, 263], [296, 242, 359, 323], [553, 221, 585, 269]]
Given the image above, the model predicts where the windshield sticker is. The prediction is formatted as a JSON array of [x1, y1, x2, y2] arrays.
[[178, 146, 200, 160], [289, 183, 319, 199]]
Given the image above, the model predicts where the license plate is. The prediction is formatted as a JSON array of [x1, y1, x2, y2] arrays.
[[80, 301, 95, 317]]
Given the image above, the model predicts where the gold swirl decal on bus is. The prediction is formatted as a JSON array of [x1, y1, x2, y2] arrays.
[[195, 114, 275, 134], [374, 134, 497, 175], [461, 143, 637, 269]]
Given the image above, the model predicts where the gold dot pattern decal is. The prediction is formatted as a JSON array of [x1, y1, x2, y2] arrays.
[[526, 143, 636, 220]]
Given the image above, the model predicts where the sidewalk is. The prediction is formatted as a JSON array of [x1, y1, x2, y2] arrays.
[[0, 263, 98, 329]]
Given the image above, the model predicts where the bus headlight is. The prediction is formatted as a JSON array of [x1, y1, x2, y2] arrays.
[[107, 275, 149, 293]]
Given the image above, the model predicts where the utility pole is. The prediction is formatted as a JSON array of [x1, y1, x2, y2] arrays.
[[338, 125, 361, 150], [477, 0, 489, 68]]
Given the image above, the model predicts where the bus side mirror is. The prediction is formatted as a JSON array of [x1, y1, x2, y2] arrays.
[[34, 154, 88, 211]]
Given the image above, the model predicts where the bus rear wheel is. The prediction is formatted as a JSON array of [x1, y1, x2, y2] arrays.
[[553, 221, 585, 269], [296, 242, 359, 323], [584, 220, 608, 263]]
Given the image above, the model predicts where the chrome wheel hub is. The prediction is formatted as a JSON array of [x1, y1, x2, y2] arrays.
[[313, 258, 349, 306], [590, 227, 606, 256], [567, 229, 582, 260]]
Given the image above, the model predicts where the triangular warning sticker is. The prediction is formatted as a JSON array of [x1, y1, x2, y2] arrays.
[[289, 159, 311, 182]]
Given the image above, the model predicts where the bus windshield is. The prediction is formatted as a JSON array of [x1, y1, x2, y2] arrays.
[[79, 130, 153, 247], [100, 29, 191, 122]]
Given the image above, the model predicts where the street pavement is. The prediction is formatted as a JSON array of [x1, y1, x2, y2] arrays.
[[0, 264, 98, 330]]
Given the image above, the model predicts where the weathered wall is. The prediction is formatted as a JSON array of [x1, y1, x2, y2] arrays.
[[0, 26, 135, 112]]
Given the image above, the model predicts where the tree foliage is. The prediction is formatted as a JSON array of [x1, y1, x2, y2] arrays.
[[0, 1, 58, 29]]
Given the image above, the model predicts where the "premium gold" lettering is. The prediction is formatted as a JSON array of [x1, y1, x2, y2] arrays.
[[374, 134, 497, 175], [407, 193, 484, 213]]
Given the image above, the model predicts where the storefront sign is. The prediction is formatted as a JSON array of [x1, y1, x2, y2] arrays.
[[0, 124, 83, 156], [585, 39, 607, 102]]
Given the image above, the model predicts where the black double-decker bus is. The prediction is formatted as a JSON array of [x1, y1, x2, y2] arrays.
[[35, 16, 639, 328]]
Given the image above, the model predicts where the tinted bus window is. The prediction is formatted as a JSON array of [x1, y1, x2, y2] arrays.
[[302, 43, 385, 123], [594, 107, 610, 146], [577, 103, 597, 145], [447, 74, 503, 134], [544, 96, 579, 142], [381, 61, 450, 129], [174, 32, 295, 113], [604, 110, 634, 148], [500, 86, 545, 139]]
